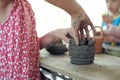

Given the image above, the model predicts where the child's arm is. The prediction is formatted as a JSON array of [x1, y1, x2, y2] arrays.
[[39, 28, 79, 49], [45, 0, 95, 39], [103, 24, 120, 43]]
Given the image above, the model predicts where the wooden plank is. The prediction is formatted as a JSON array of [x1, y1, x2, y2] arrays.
[[40, 49, 120, 80]]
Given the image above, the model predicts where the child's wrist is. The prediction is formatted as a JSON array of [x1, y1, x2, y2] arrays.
[[71, 12, 85, 28]]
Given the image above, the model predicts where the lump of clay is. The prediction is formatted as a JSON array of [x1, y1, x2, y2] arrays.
[[46, 39, 68, 55], [69, 38, 95, 65]]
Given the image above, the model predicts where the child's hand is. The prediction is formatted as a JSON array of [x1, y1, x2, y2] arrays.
[[102, 14, 113, 24], [71, 13, 95, 39], [51, 27, 79, 45], [103, 24, 120, 43], [108, 24, 120, 38]]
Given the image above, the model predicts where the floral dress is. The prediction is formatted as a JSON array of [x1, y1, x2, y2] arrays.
[[0, 0, 40, 79]]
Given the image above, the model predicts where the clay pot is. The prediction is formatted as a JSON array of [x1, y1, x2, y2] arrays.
[[69, 39, 95, 65], [93, 26, 104, 54]]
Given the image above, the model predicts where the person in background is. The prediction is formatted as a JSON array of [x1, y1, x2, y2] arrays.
[[102, 0, 120, 47], [0, 0, 95, 79]]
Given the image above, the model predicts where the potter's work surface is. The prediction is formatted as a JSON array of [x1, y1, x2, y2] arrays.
[[40, 49, 120, 80]]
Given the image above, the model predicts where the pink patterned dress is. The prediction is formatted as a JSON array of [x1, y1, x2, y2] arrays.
[[0, 0, 40, 79]]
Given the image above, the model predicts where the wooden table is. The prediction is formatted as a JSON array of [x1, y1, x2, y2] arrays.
[[40, 49, 120, 80]]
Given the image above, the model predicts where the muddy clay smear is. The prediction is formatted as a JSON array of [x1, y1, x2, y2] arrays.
[[69, 38, 96, 65]]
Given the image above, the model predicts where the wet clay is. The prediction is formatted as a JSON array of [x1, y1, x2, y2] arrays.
[[69, 38, 95, 65], [46, 39, 68, 55]]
